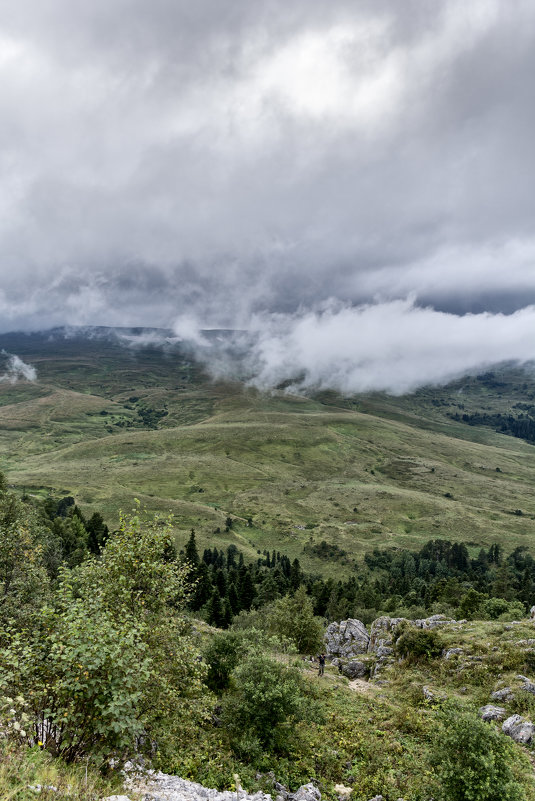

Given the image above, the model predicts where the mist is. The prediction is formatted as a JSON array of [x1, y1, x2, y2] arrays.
[[0, 352, 37, 384], [174, 300, 535, 395], [0, 1, 534, 393]]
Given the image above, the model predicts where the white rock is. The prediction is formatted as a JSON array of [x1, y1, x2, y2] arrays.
[[479, 705, 506, 721], [502, 714, 535, 744], [490, 687, 514, 702], [103, 796, 132, 801], [324, 619, 370, 659]]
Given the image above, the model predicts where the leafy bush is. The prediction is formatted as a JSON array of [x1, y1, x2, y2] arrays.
[[395, 627, 443, 662], [0, 489, 51, 631], [204, 631, 248, 693], [480, 598, 525, 621], [456, 588, 487, 620], [221, 653, 310, 756], [431, 707, 526, 801], [1, 592, 150, 760], [0, 509, 208, 763], [266, 586, 324, 654]]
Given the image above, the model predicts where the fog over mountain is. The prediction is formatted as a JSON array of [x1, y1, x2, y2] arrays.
[[1, 1, 534, 391]]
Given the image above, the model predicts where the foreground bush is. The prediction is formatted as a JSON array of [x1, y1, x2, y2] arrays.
[[431, 707, 527, 801], [0, 509, 207, 763], [221, 653, 310, 758]]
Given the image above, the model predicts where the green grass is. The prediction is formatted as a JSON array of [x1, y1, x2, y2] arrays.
[[2, 331, 535, 575], [0, 741, 126, 800]]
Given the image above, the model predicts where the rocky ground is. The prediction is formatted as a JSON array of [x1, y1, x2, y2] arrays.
[[107, 771, 399, 801], [110, 771, 323, 801]]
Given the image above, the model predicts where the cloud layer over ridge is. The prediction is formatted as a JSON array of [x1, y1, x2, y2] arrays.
[[0, 1, 534, 390]]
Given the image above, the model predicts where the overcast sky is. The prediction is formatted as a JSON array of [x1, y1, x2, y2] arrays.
[[1, 1, 534, 391]]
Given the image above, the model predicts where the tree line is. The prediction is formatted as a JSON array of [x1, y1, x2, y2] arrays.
[[5, 475, 532, 634], [448, 409, 535, 444]]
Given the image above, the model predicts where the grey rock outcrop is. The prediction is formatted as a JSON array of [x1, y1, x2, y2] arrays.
[[127, 771, 275, 801], [517, 674, 535, 694], [423, 686, 436, 702], [324, 619, 370, 659], [502, 714, 535, 744], [368, 617, 403, 653], [104, 797, 132, 801], [289, 784, 321, 801], [413, 614, 455, 630], [490, 687, 514, 702], [443, 648, 463, 660], [326, 613, 459, 681], [341, 660, 368, 679], [367, 617, 404, 678], [479, 705, 506, 721]]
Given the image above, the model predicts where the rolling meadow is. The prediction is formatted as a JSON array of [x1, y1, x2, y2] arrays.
[[1, 329, 535, 574]]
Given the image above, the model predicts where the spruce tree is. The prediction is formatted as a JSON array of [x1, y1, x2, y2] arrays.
[[86, 512, 109, 555], [207, 588, 224, 627], [190, 562, 212, 611], [222, 597, 233, 629], [185, 529, 199, 569], [216, 568, 227, 597], [290, 558, 302, 590], [239, 570, 255, 611], [228, 582, 240, 614]]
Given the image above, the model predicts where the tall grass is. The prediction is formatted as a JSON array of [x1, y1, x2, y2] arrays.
[[0, 741, 123, 801]]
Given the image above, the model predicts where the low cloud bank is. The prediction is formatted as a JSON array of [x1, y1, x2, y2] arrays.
[[175, 300, 535, 395], [0, 351, 37, 384]]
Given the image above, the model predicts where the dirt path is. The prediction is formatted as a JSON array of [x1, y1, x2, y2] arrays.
[[346, 677, 380, 695], [302, 663, 379, 696]]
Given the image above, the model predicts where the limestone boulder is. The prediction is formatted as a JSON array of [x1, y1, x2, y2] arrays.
[[289, 785, 322, 801], [491, 687, 514, 702], [413, 614, 456, 630], [502, 714, 535, 744], [443, 648, 464, 660], [341, 660, 368, 680], [479, 705, 506, 722], [324, 619, 370, 659], [517, 674, 535, 694], [367, 617, 405, 654]]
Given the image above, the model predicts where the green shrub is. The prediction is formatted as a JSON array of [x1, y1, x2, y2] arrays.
[[395, 627, 443, 662], [221, 653, 310, 756], [456, 588, 487, 620], [1, 595, 150, 761], [0, 488, 51, 632], [431, 707, 527, 801], [266, 586, 323, 654], [204, 631, 247, 693], [479, 598, 524, 620], [0, 510, 208, 763]]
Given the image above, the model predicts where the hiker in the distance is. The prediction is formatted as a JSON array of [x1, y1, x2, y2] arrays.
[[318, 653, 325, 676]]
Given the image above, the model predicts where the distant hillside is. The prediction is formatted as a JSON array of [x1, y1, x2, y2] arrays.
[[1, 327, 535, 576]]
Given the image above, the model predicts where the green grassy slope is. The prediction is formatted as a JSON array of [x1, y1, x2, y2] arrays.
[[2, 330, 535, 575]]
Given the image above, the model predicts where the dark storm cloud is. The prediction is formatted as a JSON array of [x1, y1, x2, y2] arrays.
[[0, 0, 535, 390]]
